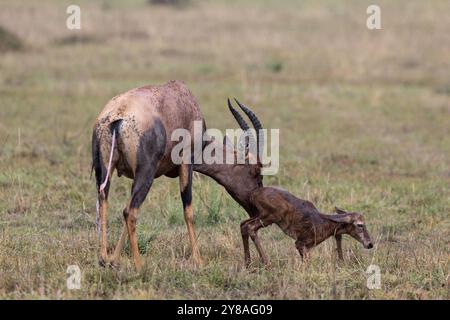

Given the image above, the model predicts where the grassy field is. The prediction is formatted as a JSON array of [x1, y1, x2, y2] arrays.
[[0, 0, 449, 299]]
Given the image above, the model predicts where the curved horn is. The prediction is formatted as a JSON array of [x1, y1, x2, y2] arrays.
[[234, 98, 264, 159], [228, 98, 250, 131], [234, 98, 262, 132]]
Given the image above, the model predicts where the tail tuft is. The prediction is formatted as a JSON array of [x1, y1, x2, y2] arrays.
[[99, 120, 122, 193], [91, 119, 122, 192]]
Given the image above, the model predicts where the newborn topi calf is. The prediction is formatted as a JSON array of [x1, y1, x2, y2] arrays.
[[240, 187, 374, 266]]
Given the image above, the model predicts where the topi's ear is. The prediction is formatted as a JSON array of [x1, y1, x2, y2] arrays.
[[335, 207, 348, 215], [323, 214, 353, 224]]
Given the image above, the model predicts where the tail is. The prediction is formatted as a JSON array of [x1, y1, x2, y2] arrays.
[[92, 120, 122, 194], [99, 129, 116, 193], [92, 120, 121, 236]]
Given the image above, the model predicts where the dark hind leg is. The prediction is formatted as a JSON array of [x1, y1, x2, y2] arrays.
[[109, 162, 159, 270], [120, 119, 165, 271], [179, 163, 202, 266], [97, 179, 112, 266], [93, 132, 115, 267], [124, 163, 157, 272]]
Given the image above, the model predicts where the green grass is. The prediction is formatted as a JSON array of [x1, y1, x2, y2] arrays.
[[0, 0, 449, 299]]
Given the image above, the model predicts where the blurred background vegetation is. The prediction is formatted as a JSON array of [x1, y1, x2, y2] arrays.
[[0, 0, 448, 299]]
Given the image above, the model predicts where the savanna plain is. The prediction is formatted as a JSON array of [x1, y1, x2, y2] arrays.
[[0, 0, 449, 299]]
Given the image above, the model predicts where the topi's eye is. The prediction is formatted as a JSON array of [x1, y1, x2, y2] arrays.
[[356, 224, 364, 228]]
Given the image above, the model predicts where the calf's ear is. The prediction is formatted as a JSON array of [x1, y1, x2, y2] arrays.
[[335, 207, 348, 215], [324, 214, 352, 224]]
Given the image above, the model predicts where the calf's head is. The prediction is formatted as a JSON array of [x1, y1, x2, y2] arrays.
[[327, 207, 374, 249]]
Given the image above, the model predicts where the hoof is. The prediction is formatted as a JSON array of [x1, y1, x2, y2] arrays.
[[98, 257, 107, 268]]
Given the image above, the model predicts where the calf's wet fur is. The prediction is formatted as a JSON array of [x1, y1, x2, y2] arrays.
[[240, 187, 374, 266]]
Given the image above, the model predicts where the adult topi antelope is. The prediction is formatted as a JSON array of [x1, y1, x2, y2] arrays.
[[91, 80, 204, 271], [92, 81, 267, 271]]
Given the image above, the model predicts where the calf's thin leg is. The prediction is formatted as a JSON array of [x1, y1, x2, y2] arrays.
[[240, 218, 254, 267], [179, 163, 202, 266], [296, 240, 310, 263], [335, 235, 344, 260], [241, 218, 270, 266]]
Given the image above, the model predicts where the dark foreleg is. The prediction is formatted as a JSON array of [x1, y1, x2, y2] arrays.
[[124, 165, 156, 272]]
